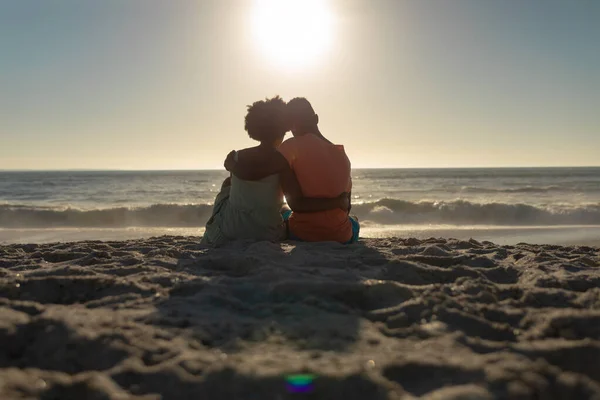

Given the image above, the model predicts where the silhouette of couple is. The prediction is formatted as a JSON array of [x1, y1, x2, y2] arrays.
[[201, 97, 359, 247]]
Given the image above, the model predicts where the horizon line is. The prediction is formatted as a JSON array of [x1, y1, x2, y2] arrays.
[[1, 165, 599, 172]]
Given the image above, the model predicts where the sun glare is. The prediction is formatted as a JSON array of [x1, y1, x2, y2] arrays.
[[251, 0, 334, 70]]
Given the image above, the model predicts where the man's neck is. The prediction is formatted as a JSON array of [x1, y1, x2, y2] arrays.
[[306, 128, 332, 145]]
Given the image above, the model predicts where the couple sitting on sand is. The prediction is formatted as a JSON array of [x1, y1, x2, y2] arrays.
[[201, 96, 359, 247]]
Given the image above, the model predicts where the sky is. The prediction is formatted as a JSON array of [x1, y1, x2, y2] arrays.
[[1, 0, 599, 170]]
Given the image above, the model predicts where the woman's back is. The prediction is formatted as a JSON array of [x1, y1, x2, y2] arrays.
[[202, 172, 284, 247], [221, 174, 284, 240], [228, 174, 282, 211]]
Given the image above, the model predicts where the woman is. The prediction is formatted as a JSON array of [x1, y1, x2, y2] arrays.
[[201, 96, 347, 247]]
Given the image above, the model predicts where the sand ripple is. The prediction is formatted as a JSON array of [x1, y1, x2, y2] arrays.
[[1, 237, 599, 399]]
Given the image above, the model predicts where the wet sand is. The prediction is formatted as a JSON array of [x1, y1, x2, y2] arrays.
[[1, 236, 600, 399]]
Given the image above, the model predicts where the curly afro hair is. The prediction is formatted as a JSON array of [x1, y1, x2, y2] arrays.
[[244, 96, 289, 143]]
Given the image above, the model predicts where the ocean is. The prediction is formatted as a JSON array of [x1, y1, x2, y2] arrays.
[[1, 168, 599, 245]]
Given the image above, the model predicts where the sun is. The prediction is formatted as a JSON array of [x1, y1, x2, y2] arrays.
[[250, 0, 334, 70]]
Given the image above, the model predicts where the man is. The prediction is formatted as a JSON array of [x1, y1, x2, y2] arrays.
[[225, 97, 359, 243]]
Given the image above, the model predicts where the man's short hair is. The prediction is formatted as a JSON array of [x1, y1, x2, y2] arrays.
[[244, 96, 288, 142], [286, 97, 317, 126]]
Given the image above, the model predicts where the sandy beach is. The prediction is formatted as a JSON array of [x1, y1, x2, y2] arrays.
[[1, 236, 599, 399]]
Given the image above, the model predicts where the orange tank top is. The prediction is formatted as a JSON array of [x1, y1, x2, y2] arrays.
[[278, 134, 352, 243]]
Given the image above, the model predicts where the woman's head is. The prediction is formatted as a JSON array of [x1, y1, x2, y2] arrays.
[[244, 96, 288, 145]]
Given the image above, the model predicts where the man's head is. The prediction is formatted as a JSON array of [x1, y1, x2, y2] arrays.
[[286, 97, 319, 136], [244, 96, 288, 146]]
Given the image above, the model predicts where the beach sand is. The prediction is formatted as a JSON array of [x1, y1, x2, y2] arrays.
[[1, 236, 600, 399]]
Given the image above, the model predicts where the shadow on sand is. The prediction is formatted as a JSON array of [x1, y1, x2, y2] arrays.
[[152, 239, 392, 354], [119, 239, 397, 398]]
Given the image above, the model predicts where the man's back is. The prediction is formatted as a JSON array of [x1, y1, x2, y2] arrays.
[[278, 133, 353, 242]]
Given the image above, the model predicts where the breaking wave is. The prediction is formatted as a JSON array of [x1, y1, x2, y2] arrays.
[[351, 199, 600, 226], [0, 204, 215, 228], [1, 200, 600, 228]]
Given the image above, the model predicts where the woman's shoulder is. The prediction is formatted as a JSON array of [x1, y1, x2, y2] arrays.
[[238, 145, 279, 159], [237, 146, 277, 164]]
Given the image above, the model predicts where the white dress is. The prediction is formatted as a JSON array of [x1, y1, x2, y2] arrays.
[[201, 174, 285, 247]]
